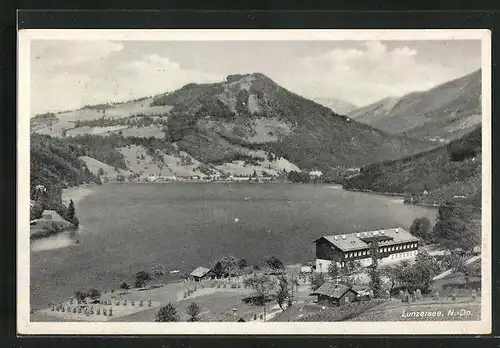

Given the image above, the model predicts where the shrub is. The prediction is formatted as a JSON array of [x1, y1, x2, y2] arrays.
[[187, 302, 201, 322], [155, 302, 180, 322], [120, 282, 131, 290], [135, 271, 151, 288]]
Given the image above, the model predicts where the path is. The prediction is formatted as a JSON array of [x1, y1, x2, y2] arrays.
[[432, 255, 481, 281]]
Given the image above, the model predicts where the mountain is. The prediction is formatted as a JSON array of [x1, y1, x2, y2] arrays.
[[343, 126, 481, 206], [348, 70, 481, 143], [153, 73, 432, 170], [31, 73, 434, 177], [313, 97, 358, 115]]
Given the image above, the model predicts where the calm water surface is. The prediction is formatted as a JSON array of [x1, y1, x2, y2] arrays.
[[30, 183, 437, 308]]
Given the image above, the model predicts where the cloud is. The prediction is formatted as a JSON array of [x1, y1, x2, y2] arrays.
[[31, 47, 222, 114], [32, 41, 124, 71], [282, 41, 462, 106]]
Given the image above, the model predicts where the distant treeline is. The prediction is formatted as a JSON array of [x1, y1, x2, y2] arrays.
[[70, 114, 168, 130]]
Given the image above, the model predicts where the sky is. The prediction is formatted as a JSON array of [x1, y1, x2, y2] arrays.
[[30, 39, 481, 114]]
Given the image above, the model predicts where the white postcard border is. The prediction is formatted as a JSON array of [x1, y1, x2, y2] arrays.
[[17, 29, 492, 335]]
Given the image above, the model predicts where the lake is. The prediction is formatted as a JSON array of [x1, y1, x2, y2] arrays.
[[30, 183, 437, 309]]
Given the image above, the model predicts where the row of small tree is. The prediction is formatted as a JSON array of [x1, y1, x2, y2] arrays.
[[74, 288, 101, 303], [155, 302, 201, 322]]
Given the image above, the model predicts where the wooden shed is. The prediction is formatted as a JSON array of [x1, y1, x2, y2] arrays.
[[311, 283, 358, 306], [189, 266, 214, 282]]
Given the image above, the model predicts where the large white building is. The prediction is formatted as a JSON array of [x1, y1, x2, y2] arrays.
[[314, 227, 420, 272]]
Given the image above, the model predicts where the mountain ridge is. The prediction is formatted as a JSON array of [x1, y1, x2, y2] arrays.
[[32, 72, 434, 175], [348, 69, 481, 143]]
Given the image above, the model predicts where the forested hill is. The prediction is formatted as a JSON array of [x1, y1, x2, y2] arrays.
[[342, 126, 482, 206], [30, 133, 100, 204], [32, 73, 434, 174]]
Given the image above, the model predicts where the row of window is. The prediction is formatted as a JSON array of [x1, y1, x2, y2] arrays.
[[343, 242, 418, 259], [390, 250, 417, 259]]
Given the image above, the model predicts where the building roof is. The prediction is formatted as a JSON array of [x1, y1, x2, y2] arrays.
[[311, 283, 357, 299], [190, 266, 212, 278], [41, 210, 68, 223], [315, 227, 419, 252]]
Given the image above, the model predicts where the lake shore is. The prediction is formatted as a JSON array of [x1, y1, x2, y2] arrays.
[[30, 182, 438, 309], [62, 184, 97, 205]]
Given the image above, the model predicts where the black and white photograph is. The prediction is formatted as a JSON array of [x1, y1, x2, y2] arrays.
[[17, 29, 491, 334]]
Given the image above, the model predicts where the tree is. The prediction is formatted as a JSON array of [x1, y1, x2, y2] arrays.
[[327, 262, 339, 280], [151, 264, 165, 278], [135, 271, 151, 288], [187, 302, 201, 322], [309, 272, 326, 291], [244, 274, 276, 320], [389, 251, 440, 293], [87, 288, 101, 300], [237, 259, 248, 269], [155, 303, 179, 322], [368, 267, 383, 298], [212, 255, 239, 278], [74, 290, 87, 303], [340, 262, 355, 287], [381, 263, 408, 299], [212, 261, 224, 278], [265, 256, 284, 271], [433, 202, 479, 253], [275, 276, 290, 311], [369, 241, 380, 268], [67, 199, 76, 221], [287, 170, 311, 183], [120, 282, 131, 290], [409, 217, 431, 241]]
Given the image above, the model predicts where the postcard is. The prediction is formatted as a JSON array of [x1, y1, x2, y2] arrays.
[[18, 29, 491, 334]]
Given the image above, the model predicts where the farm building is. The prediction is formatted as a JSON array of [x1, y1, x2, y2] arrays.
[[312, 283, 358, 306], [41, 210, 66, 222], [189, 266, 214, 282], [314, 227, 420, 272]]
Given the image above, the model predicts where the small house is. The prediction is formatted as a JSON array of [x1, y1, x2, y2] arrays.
[[41, 210, 65, 221], [39, 210, 72, 227], [309, 170, 323, 178], [311, 283, 358, 306], [189, 266, 214, 282], [300, 266, 313, 274]]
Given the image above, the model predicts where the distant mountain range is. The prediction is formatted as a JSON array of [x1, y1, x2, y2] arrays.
[[348, 69, 481, 143], [31, 71, 482, 207], [32, 72, 432, 176], [313, 97, 358, 115]]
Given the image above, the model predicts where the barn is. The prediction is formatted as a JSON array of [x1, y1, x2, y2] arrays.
[[312, 283, 359, 306]]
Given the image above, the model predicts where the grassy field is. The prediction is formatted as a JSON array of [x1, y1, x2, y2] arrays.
[[110, 290, 262, 322]]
